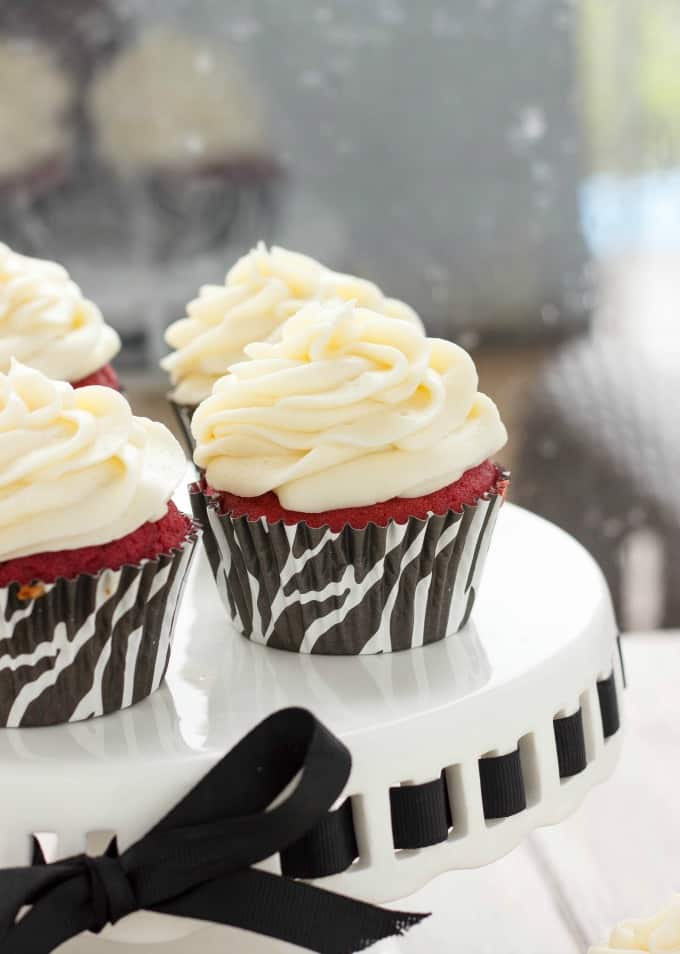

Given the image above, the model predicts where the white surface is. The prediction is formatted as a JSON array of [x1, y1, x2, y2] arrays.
[[61, 632, 678, 954], [519, 631, 680, 953], [0, 504, 622, 950]]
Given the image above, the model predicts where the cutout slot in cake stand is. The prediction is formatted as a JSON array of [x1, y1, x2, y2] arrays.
[[0, 504, 623, 951]]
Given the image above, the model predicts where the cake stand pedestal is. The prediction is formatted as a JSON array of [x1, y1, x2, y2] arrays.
[[0, 504, 623, 952]]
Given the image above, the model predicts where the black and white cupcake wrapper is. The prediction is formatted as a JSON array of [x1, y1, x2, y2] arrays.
[[168, 399, 198, 459], [190, 477, 507, 655], [0, 523, 199, 728]]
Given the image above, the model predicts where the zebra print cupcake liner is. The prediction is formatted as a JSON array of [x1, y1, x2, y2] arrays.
[[0, 522, 199, 728], [168, 398, 198, 459], [190, 475, 507, 655]]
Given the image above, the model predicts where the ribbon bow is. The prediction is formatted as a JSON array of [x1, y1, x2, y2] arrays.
[[0, 707, 426, 953]]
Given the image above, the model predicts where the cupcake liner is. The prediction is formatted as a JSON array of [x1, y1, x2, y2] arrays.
[[0, 523, 199, 727], [190, 475, 508, 655], [168, 398, 198, 458]]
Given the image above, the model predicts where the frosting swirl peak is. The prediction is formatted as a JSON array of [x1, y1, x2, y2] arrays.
[[162, 243, 423, 405], [192, 300, 506, 512], [0, 362, 185, 561], [0, 244, 120, 382]]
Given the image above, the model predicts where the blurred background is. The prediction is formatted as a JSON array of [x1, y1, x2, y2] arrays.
[[0, 0, 678, 631]]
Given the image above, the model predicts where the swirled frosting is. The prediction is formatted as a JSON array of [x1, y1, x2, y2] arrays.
[[162, 243, 423, 405], [589, 897, 680, 952], [0, 362, 186, 561], [0, 244, 120, 382], [193, 300, 506, 512]]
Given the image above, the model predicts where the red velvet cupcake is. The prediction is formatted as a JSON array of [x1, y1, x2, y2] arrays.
[[209, 459, 506, 531], [191, 300, 508, 655], [0, 242, 121, 391], [0, 362, 197, 727], [0, 501, 191, 590], [71, 362, 121, 390]]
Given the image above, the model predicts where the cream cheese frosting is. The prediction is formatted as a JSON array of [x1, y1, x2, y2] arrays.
[[0, 39, 73, 182], [0, 362, 186, 561], [193, 299, 506, 511], [589, 897, 680, 953], [0, 244, 120, 382], [162, 243, 424, 405]]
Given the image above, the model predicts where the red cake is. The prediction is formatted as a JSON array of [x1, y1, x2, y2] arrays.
[[71, 363, 121, 390], [209, 460, 507, 532], [0, 501, 192, 588]]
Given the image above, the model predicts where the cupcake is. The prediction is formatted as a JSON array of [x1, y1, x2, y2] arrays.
[[0, 361, 197, 727], [88, 26, 270, 179], [87, 26, 282, 262], [162, 242, 423, 452], [191, 299, 507, 655], [588, 896, 680, 952], [0, 242, 121, 389], [0, 38, 74, 223], [0, 3, 130, 258]]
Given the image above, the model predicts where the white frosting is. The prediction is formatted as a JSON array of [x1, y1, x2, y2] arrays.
[[0, 244, 120, 382], [193, 299, 506, 512], [89, 26, 268, 172], [162, 243, 424, 405], [0, 39, 72, 181], [0, 362, 186, 561], [589, 897, 680, 953]]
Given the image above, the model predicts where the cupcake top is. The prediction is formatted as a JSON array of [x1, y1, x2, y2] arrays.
[[88, 26, 268, 173], [0, 38, 73, 184], [589, 896, 680, 952], [193, 299, 506, 512], [0, 362, 185, 561], [0, 243, 120, 382], [162, 243, 423, 406]]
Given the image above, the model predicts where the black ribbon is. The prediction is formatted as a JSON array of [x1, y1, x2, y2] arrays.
[[0, 707, 426, 953]]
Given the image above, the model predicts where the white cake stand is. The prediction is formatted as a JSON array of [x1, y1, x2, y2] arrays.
[[0, 504, 623, 952]]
